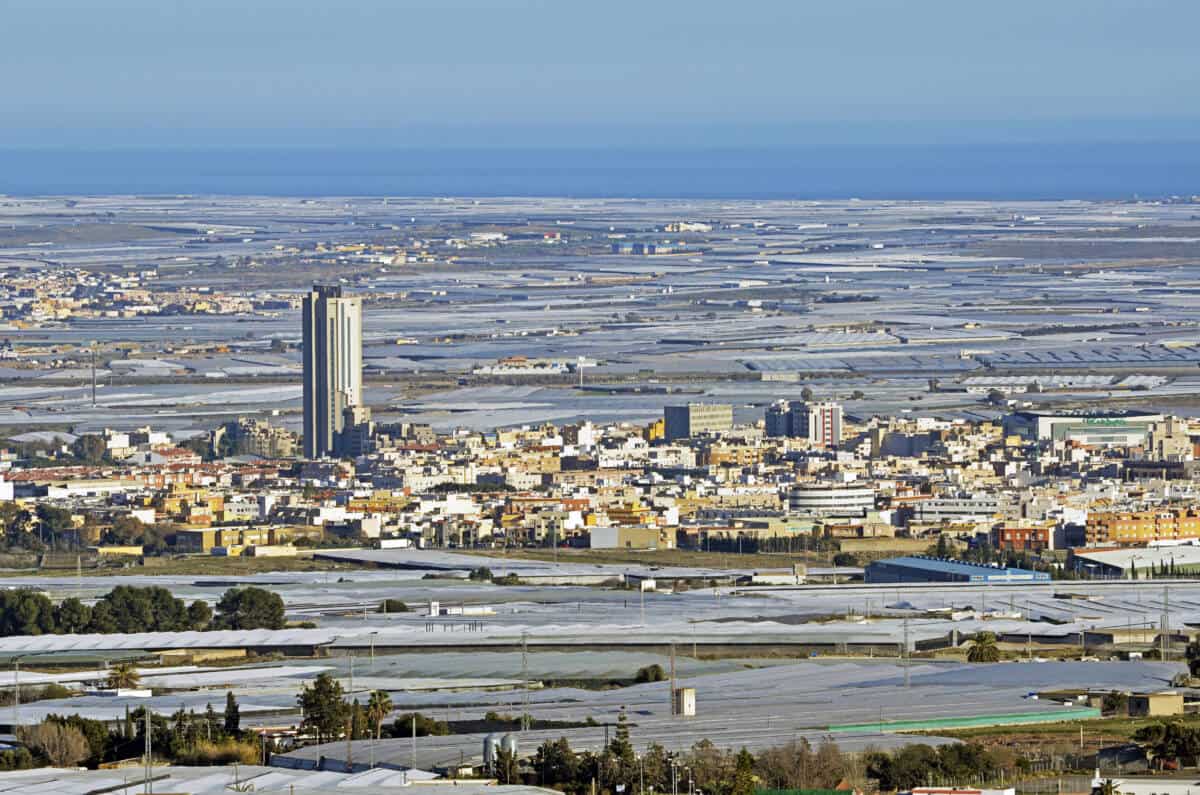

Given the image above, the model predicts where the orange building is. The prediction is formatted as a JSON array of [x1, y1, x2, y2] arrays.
[[1086, 506, 1200, 546]]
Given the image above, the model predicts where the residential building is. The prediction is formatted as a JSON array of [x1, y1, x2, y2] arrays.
[[663, 403, 733, 441], [302, 284, 363, 459]]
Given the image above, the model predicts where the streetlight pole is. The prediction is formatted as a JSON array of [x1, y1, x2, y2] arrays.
[[12, 658, 20, 730]]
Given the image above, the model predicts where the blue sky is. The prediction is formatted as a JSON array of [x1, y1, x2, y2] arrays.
[[3, 0, 1198, 148]]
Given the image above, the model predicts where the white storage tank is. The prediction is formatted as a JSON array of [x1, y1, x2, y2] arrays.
[[483, 733, 500, 769]]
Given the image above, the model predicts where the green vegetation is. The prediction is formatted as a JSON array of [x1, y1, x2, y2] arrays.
[[0, 584, 284, 636], [377, 598, 409, 613], [2, 692, 255, 771], [527, 713, 854, 795], [634, 663, 666, 683], [294, 690, 455, 745], [390, 711, 450, 737], [213, 586, 286, 630], [967, 632, 1001, 663], [0, 682, 75, 707], [106, 662, 141, 690], [1187, 638, 1200, 676], [1101, 690, 1129, 716], [1133, 720, 1200, 768], [866, 743, 1003, 791]]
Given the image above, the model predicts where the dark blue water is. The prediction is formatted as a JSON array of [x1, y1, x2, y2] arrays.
[[1, 142, 1197, 199]]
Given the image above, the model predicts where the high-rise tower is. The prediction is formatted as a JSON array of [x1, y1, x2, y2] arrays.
[[302, 285, 363, 458]]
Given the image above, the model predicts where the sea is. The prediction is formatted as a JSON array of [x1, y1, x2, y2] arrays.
[[1, 141, 1198, 199]]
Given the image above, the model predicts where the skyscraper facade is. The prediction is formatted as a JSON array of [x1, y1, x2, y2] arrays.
[[302, 285, 363, 459]]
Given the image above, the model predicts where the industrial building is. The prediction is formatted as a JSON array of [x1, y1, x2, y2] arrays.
[[302, 284, 364, 459], [663, 403, 733, 441], [1002, 409, 1164, 447], [864, 555, 1051, 584], [1068, 544, 1200, 578]]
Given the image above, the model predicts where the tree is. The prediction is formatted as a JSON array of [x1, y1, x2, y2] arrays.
[[350, 699, 370, 740], [377, 599, 409, 613], [91, 585, 190, 634], [71, 435, 107, 464], [732, 748, 756, 795], [297, 672, 348, 744], [831, 551, 858, 567], [36, 505, 76, 547], [366, 690, 393, 740], [800, 386, 815, 402], [87, 601, 118, 633], [224, 691, 241, 736], [0, 589, 58, 636], [106, 662, 141, 690], [46, 714, 111, 767], [1135, 720, 1200, 767], [534, 737, 580, 790], [390, 712, 449, 737], [1102, 690, 1129, 716], [17, 721, 90, 767], [55, 598, 92, 634], [495, 746, 519, 784], [215, 586, 286, 630], [188, 600, 213, 631], [1096, 780, 1121, 795], [967, 632, 1001, 663]]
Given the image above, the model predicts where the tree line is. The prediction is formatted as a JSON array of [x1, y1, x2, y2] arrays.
[[4, 691, 257, 771], [517, 713, 1012, 795], [1, 502, 173, 554], [0, 584, 286, 636]]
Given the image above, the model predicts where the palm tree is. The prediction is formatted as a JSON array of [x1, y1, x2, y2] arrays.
[[106, 662, 141, 690], [366, 690, 393, 740], [967, 632, 1001, 663], [1097, 779, 1121, 795]]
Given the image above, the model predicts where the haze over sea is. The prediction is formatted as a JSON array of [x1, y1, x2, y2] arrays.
[[2, 142, 1198, 199]]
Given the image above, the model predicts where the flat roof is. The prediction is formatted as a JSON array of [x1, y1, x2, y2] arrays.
[[869, 556, 1045, 578]]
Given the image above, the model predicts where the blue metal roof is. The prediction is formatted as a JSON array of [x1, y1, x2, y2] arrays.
[[869, 555, 1049, 580]]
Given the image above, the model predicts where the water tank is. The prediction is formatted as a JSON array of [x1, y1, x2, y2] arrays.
[[483, 733, 500, 768], [501, 733, 518, 758]]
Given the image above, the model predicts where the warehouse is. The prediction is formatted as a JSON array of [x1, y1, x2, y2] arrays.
[[1002, 409, 1163, 447], [865, 556, 1051, 584], [1067, 545, 1200, 578]]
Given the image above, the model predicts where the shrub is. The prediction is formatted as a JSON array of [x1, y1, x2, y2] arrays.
[[634, 664, 666, 683], [377, 599, 409, 613], [175, 738, 259, 766]]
